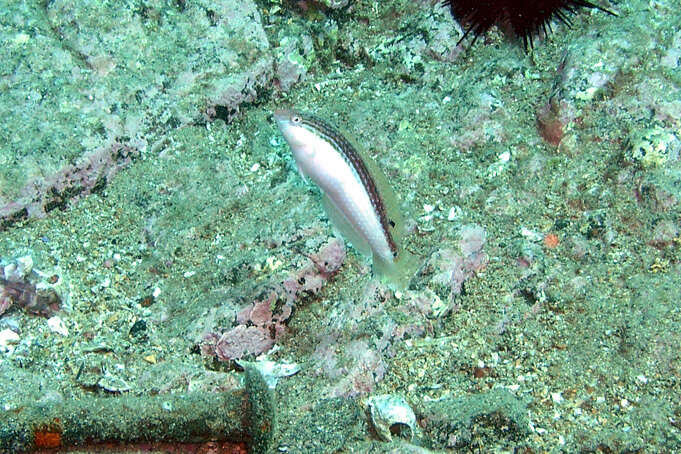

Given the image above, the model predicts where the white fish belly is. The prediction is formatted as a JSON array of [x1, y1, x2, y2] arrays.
[[297, 138, 393, 263]]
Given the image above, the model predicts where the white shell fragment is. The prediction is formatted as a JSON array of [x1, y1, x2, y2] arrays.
[[237, 359, 300, 389], [0, 328, 20, 353], [3, 255, 33, 281], [97, 374, 131, 393], [47, 315, 69, 336], [367, 394, 417, 442]]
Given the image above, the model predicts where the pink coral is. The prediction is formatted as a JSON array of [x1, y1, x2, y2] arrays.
[[0, 279, 60, 317], [429, 224, 489, 307], [202, 239, 346, 361], [0, 143, 137, 226], [283, 238, 346, 301], [0, 261, 61, 317], [213, 325, 274, 362], [206, 291, 290, 361], [309, 238, 346, 277], [328, 340, 387, 398]]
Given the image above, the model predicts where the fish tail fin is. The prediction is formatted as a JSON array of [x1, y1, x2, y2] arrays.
[[374, 249, 420, 291]]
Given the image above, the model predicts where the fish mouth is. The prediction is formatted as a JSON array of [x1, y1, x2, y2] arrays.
[[273, 109, 291, 123]]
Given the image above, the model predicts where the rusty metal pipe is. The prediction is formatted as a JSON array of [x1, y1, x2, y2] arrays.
[[1, 366, 274, 454]]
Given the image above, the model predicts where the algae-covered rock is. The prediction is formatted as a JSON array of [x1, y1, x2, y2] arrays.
[[417, 388, 529, 449], [1, 0, 273, 224]]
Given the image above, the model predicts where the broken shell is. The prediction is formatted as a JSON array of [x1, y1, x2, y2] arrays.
[[237, 359, 300, 389], [367, 394, 416, 442], [97, 374, 131, 393]]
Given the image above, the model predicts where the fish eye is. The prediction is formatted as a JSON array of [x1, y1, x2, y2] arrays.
[[291, 115, 301, 123]]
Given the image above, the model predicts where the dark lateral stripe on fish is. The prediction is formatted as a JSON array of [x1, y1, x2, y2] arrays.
[[299, 113, 399, 258]]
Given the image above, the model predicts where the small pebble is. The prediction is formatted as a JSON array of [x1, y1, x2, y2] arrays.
[[47, 316, 69, 336], [0, 328, 20, 352]]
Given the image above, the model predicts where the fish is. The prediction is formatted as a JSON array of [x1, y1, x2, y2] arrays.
[[274, 109, 417, 289]]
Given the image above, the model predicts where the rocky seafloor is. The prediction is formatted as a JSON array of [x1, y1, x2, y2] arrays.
[[1, 0, 680, 452]]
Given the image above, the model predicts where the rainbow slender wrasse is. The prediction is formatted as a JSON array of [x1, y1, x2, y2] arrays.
[[274, 109, 417, 289]]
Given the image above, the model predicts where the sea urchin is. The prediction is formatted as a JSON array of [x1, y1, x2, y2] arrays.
[[443, 0, 616, 49]]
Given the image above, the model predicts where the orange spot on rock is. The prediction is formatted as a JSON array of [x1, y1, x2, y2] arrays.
[[34, 430, 62, 448], [543, 233, 560, 249]]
